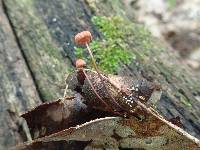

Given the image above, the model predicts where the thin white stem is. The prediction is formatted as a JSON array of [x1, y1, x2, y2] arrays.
[[85, 43, 101, 75], [63, 84, 68, 99]]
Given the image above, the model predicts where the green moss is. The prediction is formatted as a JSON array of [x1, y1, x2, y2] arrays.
[[167, 0, 176, 10], [75, 16, 160, 74], [75, 16, 135, 74]]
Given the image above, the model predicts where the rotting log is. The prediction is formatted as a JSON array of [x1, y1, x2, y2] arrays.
[[0, 1, 41, 149], [1, 0, 200, 149]]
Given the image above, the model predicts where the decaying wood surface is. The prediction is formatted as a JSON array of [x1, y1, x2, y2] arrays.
[[0, 0, 200, 149], [0, 1, 41, 149]]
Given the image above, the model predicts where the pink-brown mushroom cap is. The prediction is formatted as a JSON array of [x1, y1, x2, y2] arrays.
[[75, 59, 86, 69], [75, 31, 92, 45]]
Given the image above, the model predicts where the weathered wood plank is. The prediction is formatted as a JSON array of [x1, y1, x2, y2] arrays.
[[3, 0, 97, 101], [3, 0, 200, 142], [0, 0, 41, 149]]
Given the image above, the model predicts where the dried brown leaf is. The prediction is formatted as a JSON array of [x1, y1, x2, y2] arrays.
[[10, 117, 200, 150]]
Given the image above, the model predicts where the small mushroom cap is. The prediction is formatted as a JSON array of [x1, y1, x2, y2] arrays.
[[75, 59, 86, 69], [74, 31, 92, 45]]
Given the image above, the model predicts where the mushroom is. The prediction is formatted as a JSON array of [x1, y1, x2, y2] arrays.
[[75, 31, 92, 45], [74, 31, 99, 73], [75, 59, 86, 69], [74, 31, 123, 112]]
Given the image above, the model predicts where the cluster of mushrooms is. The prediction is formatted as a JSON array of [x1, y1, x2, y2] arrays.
[[72, 31, 123, 115]]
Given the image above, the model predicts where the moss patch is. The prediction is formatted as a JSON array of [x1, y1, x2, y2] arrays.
[[75, 16, 135, 74], [167, 0, 177, 10], [75, 16, 160, 74]]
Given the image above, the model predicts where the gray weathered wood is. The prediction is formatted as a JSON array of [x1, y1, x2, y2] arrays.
[[0, 0, 41, 149], [1, 0, 200, 149]]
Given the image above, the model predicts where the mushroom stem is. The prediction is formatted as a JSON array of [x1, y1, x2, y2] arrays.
[[85, 43, 100, 74], [63, 84, 68, 99], [85, 43, 123, 110]]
